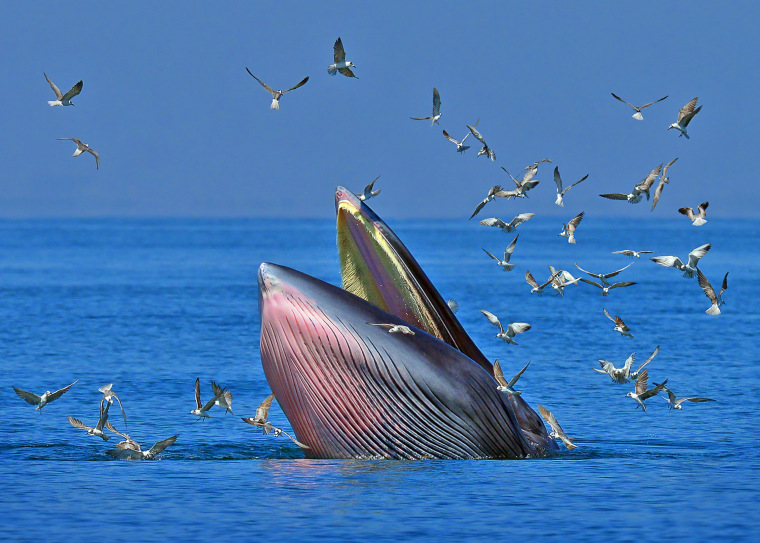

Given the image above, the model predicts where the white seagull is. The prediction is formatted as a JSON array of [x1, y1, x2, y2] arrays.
[[211, 381, 233, 415], [625, 369, 668, 412], [356, 176, 381, 201], [493, 359, 530, 396], [651, 243, 711, 278], [594, 346, 659, 384], [466, 120, 495, 161], [105, 424, 179, 461], [525, 270, 560, 295], [603, 308, 633, 338], [469, 185, 515, 219], [442, 129, 471, 153], [558, 211, 585, 244], [58, 138, 99, 169], [241, 393, 310, 448], [600, 163, 662, 204], [479, 213, 535, 233], [327, 37, 357, 78], [547, 266, 580, 297], [678, 201, 709, 226], [574, 262, 632, 286], [410, 88, 442, 125], [13, 379, 78, 411], [538, 405, 577, 450], [579, 278, 636, 296], [610, 92, 668, 120], [368, 323, 415, 335], [651, 157, 678, 212], [554, 167, 588, 207], [522, 159, 551, 183], [501, 167, 540, 199], [479, 310, 531, 345], [612, 249, 653, 259], [68, 402, 111, 441], [659, 386, 716, 410], [189, 378, 223, 419], [245, 68, 309, 110], [98, 384, 127, 426], [44, 73, 83, 107], [482, 234, 519, 271], [697, 269, 728, 315], [446, 299, 459, 314], [668, 97, 702, 138]]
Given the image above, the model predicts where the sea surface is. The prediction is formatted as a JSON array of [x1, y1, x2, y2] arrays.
[[1, 217, 758, 541]]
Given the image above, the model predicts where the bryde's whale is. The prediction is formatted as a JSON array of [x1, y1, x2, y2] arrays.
[[256, 187, 556, 458]]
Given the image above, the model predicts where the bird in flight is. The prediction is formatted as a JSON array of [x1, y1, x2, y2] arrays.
[[482, 234, 519, 271], [610, 92, 668, 120], [697, 269, 728, 315], [211, 381, 233, 415], [659, 386, 716, 410], [245, 68, 309, 110], [189, 378, 223, 419], [410, 88, 442, 125], [501, 167, 540, 199], [603, 308, 633, 338], [558, 211, 584, 244], [13, 379, 78, 411], [574, 262, 632, 287], [98, 384, 127, 426], [68, 402, 111, 441], [554, 167, 588, 207], [612, 249, 652, 259], [626, 369, 668, 412], [600, 163, 662, 204], [327, 37, 357, 78], [469, 185, 514, 219], [44, 73, 83, 107], [466, 120, 495, 161], [525, 270, 560, 295], [493, 359, 530, 396], [650, 243, 711, 278], [668, 97, 702, 138], [242, 393, 310, 448], [538, 405, 577, 450], [678, 201, 709, 226], [479, 213, 535, 233], [105, 422, 179, 461], [479, 310, 531, 344], [58, 138, 99, 169], [442, 129, 471, 153], [356, 176, 381, 201], [594, 346, 659, 384]]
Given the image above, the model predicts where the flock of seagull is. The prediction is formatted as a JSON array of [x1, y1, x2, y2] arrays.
[[23, 37, 721, 457]]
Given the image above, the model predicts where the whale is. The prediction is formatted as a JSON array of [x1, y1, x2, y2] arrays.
[[255, 187, 556, 458], [259, 262, 545, 459]]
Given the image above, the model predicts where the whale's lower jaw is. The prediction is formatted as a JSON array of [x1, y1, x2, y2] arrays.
[[258, 263, 541, 460]]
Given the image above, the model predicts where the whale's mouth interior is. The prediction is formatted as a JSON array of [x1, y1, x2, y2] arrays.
[[336, 199, 436, 333]]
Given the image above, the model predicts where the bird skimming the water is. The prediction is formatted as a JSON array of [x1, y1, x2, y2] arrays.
[[98, 384, 127, 426], [68, 402, 111, 441], [659, 386, 716, 410], [242, 393, 310, 448], [538, 405, 577, 450], [13, 380, 77, 411]]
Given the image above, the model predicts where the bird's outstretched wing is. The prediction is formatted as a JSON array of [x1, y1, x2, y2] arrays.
[[677, 97, 699, 123], [48, 380, 78, 402], [245, 68, 275, 95], [44, 72, 63, 99], [333, 37, 347, 63], [61, 80, 83, 102], [14, 387, 41, 406], [284, 76, 310, 93]]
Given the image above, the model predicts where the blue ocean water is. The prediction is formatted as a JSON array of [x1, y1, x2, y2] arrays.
[[1, 217, 758, 541]]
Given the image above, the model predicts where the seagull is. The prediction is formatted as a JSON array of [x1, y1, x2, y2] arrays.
[[558, 211, 584, 244], [356, 176, 381, 201], [466, 120, 495, 161], [603, 308, 633, 338], [44, 73, 83, 107], [522, 159, 551, 182], [668, 97, 701, 138], [610, 92, 668, 120], [98, 384, 127, 426], [189, 378, 222, 419], [368, 323, 415, 335], [241, 393, 310, 448], [446, 299, 459, 314], [651, 158, 678, 212], [479, 310, 531, 344], [68, 402, 111, 441], [327, 37, 357, 78], [594, 346, 659, 384], [538, 405, 577, 450], [469, 185, 515, 219], [442, 129, 471, 153], [479, 213, 535, 233], [625, 369, 667, 412], [501, 167, 540, 199], [410, 88, 441, 125], [13, 380, 77, 411], [58, 138, 99, 169], [245, 68, 309, 110], [493, 359, 530, 396], [211, 381, 233, 415], [554, 167, 588, 207], [697, 269, 728, 315], [525, 270, 560, 295], [482, 235, 519, 271], [104, 421, 139, 450], [678, 201, 709, 226], [651, 243, 711, 278], [547, 266, 580, 297], [579, 278, 636, 296], [574, 262, 632, 286], [658, 386, 716, 410], [600, 164, 662, 204], [104, 424, 178, 460], [612, 250, 653, 259]]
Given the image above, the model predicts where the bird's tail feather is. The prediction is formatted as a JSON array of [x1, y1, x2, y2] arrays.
[[693, 218, 706, 226], [555, 195, 564, 206], [270, 99, 279, 110], [705, 304, 721, 316], [327, 66, 337, 75], [48, 101, 61, 107], [632, 112, 643, 121]]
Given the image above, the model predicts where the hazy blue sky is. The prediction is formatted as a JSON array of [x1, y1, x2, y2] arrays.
[[1, 2, 757, 219]]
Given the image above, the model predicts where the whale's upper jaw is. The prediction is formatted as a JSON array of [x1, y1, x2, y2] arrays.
[[257, 262, 539, 460], [334, 186, 494, 374]]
